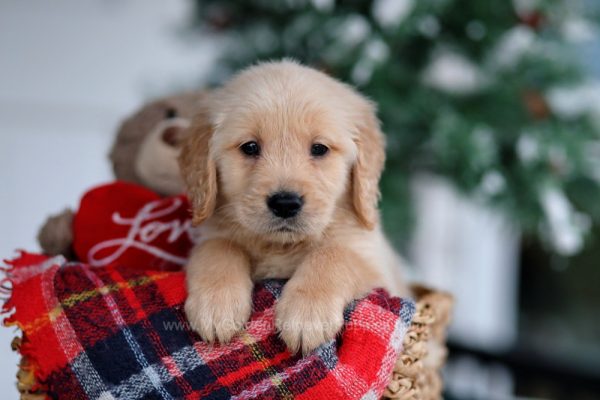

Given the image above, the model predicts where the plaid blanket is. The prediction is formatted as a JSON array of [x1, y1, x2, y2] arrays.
[[3, 252, 415, 400]]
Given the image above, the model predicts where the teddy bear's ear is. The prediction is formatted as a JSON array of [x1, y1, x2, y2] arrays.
[[110, 101, 167, 184], [178, 107, 218, 226]]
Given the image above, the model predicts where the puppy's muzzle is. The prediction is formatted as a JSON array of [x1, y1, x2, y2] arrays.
[[267, 191, 304, 219]]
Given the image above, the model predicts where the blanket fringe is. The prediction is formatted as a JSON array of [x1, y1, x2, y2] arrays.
[[12, 337, 47, 400], [3, 252, 53, 399]]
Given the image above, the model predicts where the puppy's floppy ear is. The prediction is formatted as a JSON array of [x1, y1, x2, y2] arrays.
[[178, 107, 218, 226], [351, 100, 386, 230]]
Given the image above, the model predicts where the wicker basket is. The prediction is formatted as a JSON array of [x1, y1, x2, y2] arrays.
[[383, 286, 453, 400], [12, 286, 452, 400]]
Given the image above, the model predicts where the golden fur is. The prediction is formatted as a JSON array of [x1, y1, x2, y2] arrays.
[[179, 60, 407, 354]]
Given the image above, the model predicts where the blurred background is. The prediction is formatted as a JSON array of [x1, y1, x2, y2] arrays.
[[1, 1, 599, 399]]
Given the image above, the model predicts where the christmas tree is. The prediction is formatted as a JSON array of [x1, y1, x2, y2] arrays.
[[191, 0, 600, 255]]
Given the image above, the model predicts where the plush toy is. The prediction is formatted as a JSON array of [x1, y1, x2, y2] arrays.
[[37, 91, 207, 258]]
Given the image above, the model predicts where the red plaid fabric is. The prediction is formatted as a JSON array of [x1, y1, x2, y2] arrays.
[[3, 252, 415, 400]]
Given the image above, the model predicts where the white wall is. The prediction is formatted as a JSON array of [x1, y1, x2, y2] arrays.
[[0, 1, 216, 397]]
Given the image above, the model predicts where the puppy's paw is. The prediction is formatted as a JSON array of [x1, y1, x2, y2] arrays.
[[275, 288, 345, 355], [185, 285, 252, 344]]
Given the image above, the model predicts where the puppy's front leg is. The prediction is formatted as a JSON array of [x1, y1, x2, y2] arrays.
[[185, 239, 253, 343], [275, 245, 382, 354]]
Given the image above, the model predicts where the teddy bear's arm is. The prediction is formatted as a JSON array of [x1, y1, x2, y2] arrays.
[[37, 208, 76, 258]]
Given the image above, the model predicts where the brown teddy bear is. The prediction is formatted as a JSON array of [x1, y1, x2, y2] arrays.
[[37, 91, 208, 257]]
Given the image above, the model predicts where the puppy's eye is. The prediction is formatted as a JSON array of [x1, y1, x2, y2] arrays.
[[240, 141, 261, 157], [311, 143, 329, 157], [165, 108, 177, 119]]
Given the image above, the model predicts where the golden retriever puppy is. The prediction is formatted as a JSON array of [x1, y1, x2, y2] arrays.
[[179, 60, 408, 354]]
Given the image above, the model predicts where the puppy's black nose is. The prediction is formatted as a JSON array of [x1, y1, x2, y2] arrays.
[[267, 192, 303, 219]]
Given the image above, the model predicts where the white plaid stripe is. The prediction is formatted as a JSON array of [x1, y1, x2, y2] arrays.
[[8, 255, 65, 285], [331, 299, 415, 400], [40, 262, 109, 398], [82, 265, 174, 400], [93, 305, 281, 399], [104, 343, 205, 399], [360, 390, 380, 400], [332, 363, 369, 399], [230, 354, 317, 400], [350, 301, 397, 341], [364, 316, 410, 398], [190, 306, 276, 364]]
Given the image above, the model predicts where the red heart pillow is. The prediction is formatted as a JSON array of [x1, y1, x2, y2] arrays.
[[73, 181, 195, 271]]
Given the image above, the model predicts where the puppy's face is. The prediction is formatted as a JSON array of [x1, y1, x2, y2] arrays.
[[180, 62, 385, 242], [212, 96, 357, 242]]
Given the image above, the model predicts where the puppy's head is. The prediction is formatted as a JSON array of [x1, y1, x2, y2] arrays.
[[180, 61, 385, 242]]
